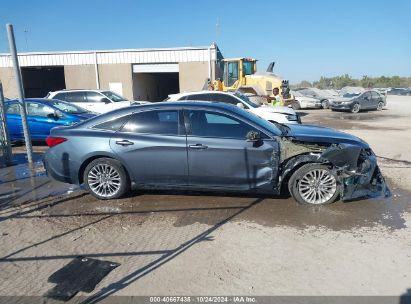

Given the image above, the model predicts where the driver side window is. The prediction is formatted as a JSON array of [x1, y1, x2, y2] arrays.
[[187, 110, 266, 139], [26, 102, 55, 117]]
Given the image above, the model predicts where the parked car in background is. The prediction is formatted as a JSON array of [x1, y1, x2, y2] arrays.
[[293, 88, 335, 109], [290, 90, 322, 110], [44, 101, 388, 205], [6, 98, 96, 141], [387, 88, 411, 96], [166, 91, 300, 124], [47, 89, 141, 114], [330, 90, 386, 113]]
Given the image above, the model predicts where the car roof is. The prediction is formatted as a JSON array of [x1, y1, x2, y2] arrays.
[[7, 98, 64, 103], [169, 90, 238, 99], [50, 89, 108, 94]]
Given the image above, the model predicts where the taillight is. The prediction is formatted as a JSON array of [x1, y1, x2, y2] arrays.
[[46, 137, 67, 147]]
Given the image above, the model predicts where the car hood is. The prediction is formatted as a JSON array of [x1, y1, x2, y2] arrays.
[[256, 105, 295, 115], [285, 124, 368, 148]]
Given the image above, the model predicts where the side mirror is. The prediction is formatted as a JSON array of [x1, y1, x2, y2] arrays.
[[47, 112, 59, 121], [246, 130, 261, 142], [236, 102, 245, 109], [101, 98, 111, 104]]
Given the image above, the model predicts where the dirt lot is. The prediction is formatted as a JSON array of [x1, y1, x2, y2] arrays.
[[0, 96, 410, 302]]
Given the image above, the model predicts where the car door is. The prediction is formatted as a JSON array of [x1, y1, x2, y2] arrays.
[[184, 108, 280, 191], [109, 108, 188, 187], [5, 102, 23, 140], [25, 102, 68, 140], [360, 92, 372, 109]]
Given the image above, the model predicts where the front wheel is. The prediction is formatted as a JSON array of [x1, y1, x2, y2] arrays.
[[351, 103, 360, 113], [321, 100, 329, 109], [84, 158, 130, 200], [288, 163, 340, 205], [377, 101, 384, 111]]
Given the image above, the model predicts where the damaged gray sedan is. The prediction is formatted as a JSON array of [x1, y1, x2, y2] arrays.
[[44, 101, 389, 205]]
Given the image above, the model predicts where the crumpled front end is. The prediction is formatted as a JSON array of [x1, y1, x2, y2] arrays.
[[319, 145, 391, 201]]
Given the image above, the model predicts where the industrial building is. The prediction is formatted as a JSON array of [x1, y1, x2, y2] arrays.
[[0, 43, 223, 101]]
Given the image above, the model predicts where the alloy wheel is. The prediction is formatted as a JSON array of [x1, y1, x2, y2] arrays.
[[87, 164, 122, 198], [297, 169, 337, 204]]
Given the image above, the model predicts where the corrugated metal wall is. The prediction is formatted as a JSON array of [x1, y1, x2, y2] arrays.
[[0, 46, 217, 67]]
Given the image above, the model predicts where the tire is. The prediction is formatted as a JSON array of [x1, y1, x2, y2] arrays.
[[321, 100, 329, 109], [288, 163, 340, 205], [83, 158, 130, 200], [291, 101, 301, 110], [376, 101, 384, 111], [351, 103, 360, 113]]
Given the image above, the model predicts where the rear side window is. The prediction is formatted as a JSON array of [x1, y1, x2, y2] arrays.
[[211, 94, 239, 105], [179, 94, 211, 101], [121, 110, 180, 135], [56, 92, 86, 103], [93, 115, 131, 131]]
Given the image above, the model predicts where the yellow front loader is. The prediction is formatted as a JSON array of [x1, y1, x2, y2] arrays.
[[212, 58, 294, 106]]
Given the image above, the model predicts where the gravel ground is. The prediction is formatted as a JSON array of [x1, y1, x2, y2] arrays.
[[0, 95, 410, 302]]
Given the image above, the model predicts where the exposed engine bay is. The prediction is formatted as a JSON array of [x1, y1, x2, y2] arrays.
[[278, 137, 390, 201]]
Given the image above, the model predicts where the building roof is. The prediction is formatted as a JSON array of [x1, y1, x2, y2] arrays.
[[0, 44, 222, 67]]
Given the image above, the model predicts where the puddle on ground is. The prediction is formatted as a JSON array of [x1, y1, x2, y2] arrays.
[[0, 161, 79, 210], [35, 182, 411, 232]]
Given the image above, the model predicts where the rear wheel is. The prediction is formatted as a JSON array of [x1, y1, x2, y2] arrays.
[[377, 101, 384, 111], [288, 163, 340, 205], [321, 100, 329, 109], [84, 158, 130, 200], [351, 103, 360, 113]]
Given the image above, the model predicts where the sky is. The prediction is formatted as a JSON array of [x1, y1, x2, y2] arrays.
[[0, 0, 410, 83]]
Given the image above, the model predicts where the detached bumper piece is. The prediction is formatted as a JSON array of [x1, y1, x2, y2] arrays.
[[320, 145, 391, 201]]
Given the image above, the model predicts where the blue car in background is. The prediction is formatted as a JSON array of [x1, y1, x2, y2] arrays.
[[5, 98, 96, 141]]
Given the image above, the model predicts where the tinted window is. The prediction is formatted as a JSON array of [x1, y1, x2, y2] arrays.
[[371, 91, 380, 99], [26, 102, 55, 117], [86, 92, 105, 103], [362, 92, 371, 99], [121, 110, 180, 135], [188, 110, 262, 139], [93, 115, 131, 131], [211, 94, 240, 106], [57, 92, 86, 103], [180, 94, 211, 101]]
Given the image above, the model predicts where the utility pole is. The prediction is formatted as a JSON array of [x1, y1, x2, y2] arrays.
[[0, 82, 13, 165], [6, 23, 33, 164]]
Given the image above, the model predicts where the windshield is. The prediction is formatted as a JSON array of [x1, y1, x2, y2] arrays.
[[234, 92, 259, 108], [343, 93, 361, 98], [101, 91, 128, 102], [50, 100, 89, 114]]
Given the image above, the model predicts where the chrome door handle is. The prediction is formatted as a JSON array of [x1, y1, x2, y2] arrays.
[[115, 140, 134, 146], [189, 144, 208, 149]]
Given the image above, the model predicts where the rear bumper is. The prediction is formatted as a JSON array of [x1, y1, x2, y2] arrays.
[[43, 150, 79, 184]]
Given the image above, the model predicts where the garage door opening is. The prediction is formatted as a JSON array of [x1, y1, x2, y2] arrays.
[[132, 72, 179, 102], [22, 66, 66, 98]]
